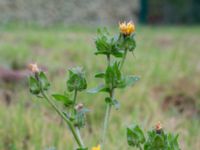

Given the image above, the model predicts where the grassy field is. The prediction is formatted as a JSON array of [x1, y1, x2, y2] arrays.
[[0, 25, 200, 150]]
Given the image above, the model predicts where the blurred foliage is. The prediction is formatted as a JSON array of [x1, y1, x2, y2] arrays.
[[146, 0, 200, 24], [0, 0, 138, 26], [0, 26, 200, 149]]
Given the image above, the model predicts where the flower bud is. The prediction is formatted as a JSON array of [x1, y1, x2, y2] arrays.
[[29, 63, 39, 73], [155, 121, 162, 134], [75, 103, 84, 111]]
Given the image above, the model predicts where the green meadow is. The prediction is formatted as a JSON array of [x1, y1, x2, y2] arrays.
[[0, 25, 200, 150]]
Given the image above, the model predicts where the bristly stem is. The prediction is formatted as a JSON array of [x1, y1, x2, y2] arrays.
[[73, 89, 78, 105], [41, 91, 84, 148], [101, 51, 127, 150], [76, 126, 85, 147], [120, 49, 128, 70], [73, 89, 85, 148], [107, 54, 111, 66], [101, 89, 114, 149]]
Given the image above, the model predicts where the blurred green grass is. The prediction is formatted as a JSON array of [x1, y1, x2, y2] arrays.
[[0, 25, 200, 150]]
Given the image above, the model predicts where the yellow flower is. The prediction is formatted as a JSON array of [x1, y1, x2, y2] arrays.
[[92, 145, 101, 150], [29, 63, 39, 73], [119, 21, 135, 36]]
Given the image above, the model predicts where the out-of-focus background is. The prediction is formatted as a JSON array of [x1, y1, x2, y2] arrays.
[[0, 0, 200, 150]]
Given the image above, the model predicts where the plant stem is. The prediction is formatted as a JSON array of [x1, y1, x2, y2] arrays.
[[101, 51, 127, 149], [102, 104, 111, 149], [107, 55, 111, 66], [101, 89, 114, 149], [72, 89, 85, 147], [139, 144, 143, 150], [120, 49, 128, 70], [76, 126, 85, 147], [41, 91, 84, 148], [73, 89, 78, 105]]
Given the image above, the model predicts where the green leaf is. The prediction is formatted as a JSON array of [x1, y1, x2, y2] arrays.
[[52, 94, 73, 107], [144, 129, 181, 150], [95, 29, 122, 58], [125, 76, 140, 87], [167, 134, 180, 150], [117, 75, 140, 89], [112, 99, 120, 109], [95, 72, 105, 78], [112, 50, 124, 57], [105, 97, 120, 109], [153, 135, 165, 149], [105, 61, 122, 88], [67, 67, 87, 92], [127, 124, 145, 148], [29, 76, 40, 95], [39, 72, 50, 91], [105, 97, 112, 103], [76, 148, 88, 150], [87, 84, 110, 94]]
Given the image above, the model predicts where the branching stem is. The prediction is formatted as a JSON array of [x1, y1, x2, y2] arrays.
[[41, 91, 84, 148]]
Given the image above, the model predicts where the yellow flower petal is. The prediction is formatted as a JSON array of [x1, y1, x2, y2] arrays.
[[119, 21, 135, 35], [92, 145, 101, 150]]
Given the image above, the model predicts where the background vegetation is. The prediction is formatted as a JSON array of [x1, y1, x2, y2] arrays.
[[0, 25, 200, 150]]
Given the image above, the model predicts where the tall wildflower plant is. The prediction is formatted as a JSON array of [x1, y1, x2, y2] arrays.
[[28, 22, 181, 150]]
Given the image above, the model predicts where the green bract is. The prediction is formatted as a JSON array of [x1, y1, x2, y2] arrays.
[[29, 76, 40, 95], [127, 124, 181, 150], [117, 34, 136, 52], [127, 124, 145, 148], [29, 71, 50, 95], [95, 28, 123, 58], [144, 130, 180, 150], [67, 67, 87, 92], [74, 108, 89, 128]]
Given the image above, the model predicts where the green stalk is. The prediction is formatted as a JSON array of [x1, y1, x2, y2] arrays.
[[101, 55, 112, 149], [101, 89, 114, 149], [72, 89, 85, 148], [120, 49, 128, 70], [76, 126, 85, 147], [41, 91, 84, 148], [73, 89, 78, 105], [107, 54, 111, 66], [101, 51, 127, 149]]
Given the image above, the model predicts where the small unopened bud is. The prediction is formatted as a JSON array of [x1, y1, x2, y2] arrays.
[[75, 103, 84, 111], [29, 63, 39, 73], [155, 121, 162, 134]]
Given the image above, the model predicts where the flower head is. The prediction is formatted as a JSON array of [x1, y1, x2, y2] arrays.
[[29, 63, 39, 73], [75, 103, 84, 111], [155, 121, 162, 131], [119, 21, 135, 36], [92, 145, 101, 150]]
